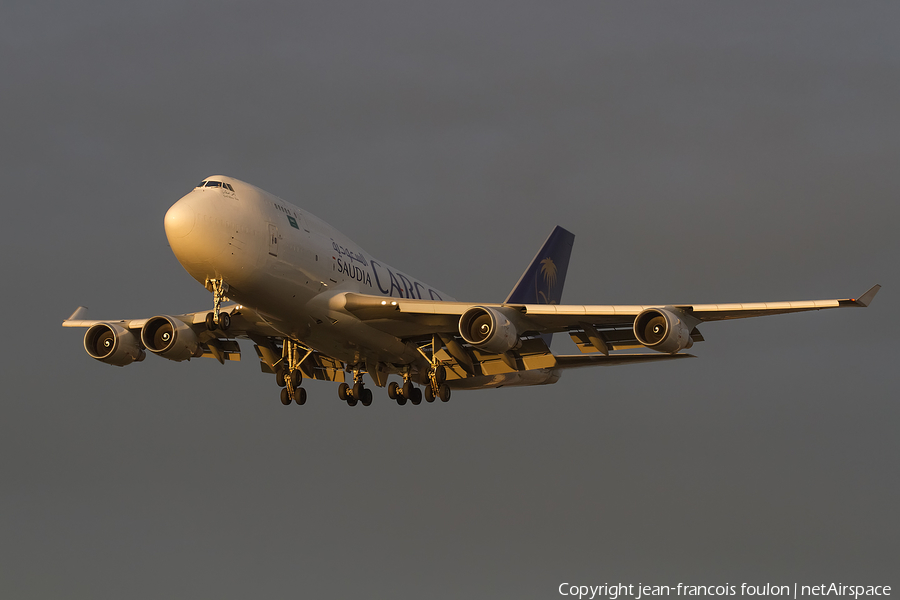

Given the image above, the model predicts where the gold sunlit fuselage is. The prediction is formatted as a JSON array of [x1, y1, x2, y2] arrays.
[[66, 175, 877, 396], [163, 176, 446, 366]]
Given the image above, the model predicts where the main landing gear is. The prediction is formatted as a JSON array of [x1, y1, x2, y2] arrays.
[[386, 357, 451, 406], [204, 278, 231, 331], [338, 370, 373, 407], [426, 364, 451, 403], [387, 376, 422, 406], [414, 335, 452, 404], [276, 339, 310, 406]]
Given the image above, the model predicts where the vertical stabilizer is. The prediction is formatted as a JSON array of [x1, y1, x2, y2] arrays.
[[505, 226, 575, 347], [505, 226, 575, 306]]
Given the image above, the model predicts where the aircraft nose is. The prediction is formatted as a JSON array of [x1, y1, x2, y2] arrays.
[[164, 198, 195, 239], [164, 191, 229, 273]]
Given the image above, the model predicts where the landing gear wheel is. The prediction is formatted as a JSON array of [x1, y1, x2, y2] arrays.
[[217, 312, 231, 331], [338, 383, 350, 401], [361, 388, 373, 406], [295, 387, 307, 405], [352, 382, 363, 401], [402, 380, 413, 400], [425, 385, 435, 403], [280, 388, 291, 405], [275, 367, 287, 387], [410, 387, 422, 405], [434, 365, 446, 384], [205, 312, 216, 331], [290, 369, 302, 388], [388, 382, 400, 400], [438, 383, 451, 402], [397, 395, 407, 406], [347, 394, 358, 407]]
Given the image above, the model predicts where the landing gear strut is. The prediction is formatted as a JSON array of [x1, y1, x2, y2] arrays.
[[205, 278, 231, 331], [416, 335, 451, 404], [339, 370, 373, 407], [277, 339, 310, 406], [387, 372, 422, 406]]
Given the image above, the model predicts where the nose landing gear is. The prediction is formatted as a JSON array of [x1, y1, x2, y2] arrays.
[[204, 278, 231, 331]]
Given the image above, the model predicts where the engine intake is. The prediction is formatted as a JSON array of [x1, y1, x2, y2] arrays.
[[459, 306, 519, 354], [84, 323, 145, 366], [141, 315, 201, 361], [633, 308, 694, 354]]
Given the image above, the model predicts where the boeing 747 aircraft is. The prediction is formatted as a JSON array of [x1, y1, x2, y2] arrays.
[[64, 176, 880, 406]]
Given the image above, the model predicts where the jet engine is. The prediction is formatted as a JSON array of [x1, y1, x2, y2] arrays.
[[84, 323, 145, 366], [459, 306, 519, 354], [140, 315, 202, 361], [633, 308, 694, 354]]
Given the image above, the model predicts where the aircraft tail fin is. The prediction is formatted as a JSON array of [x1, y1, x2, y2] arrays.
[[505, 226, 575, 348], [505, 226, 575, 306]]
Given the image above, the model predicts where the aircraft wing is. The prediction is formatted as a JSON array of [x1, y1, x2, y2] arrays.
[[63, 284, 879, 390], [62, 304, 282, 338], [62, 304, 277, 363], [63, 304, 349, 381], [340, 284, 881, 352]]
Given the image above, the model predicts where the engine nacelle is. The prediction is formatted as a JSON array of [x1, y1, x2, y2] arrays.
[[633, 308, 694, 354], [84, 323, 145, 366], [140, 315, 201, 361], [459, 306, 519, 354]]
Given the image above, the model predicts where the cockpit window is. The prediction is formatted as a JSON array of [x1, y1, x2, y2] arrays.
[[195, 180, 234, 192]]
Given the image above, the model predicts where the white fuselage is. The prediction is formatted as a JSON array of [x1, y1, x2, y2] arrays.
[[164, 176, 453, 367]]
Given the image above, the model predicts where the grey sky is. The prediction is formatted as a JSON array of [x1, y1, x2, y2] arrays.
[[1, 2, 897, 598]]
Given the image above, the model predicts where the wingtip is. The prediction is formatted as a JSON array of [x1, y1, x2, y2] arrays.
[[64, 306, 89, 322], [854, 284, 881, 307]]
